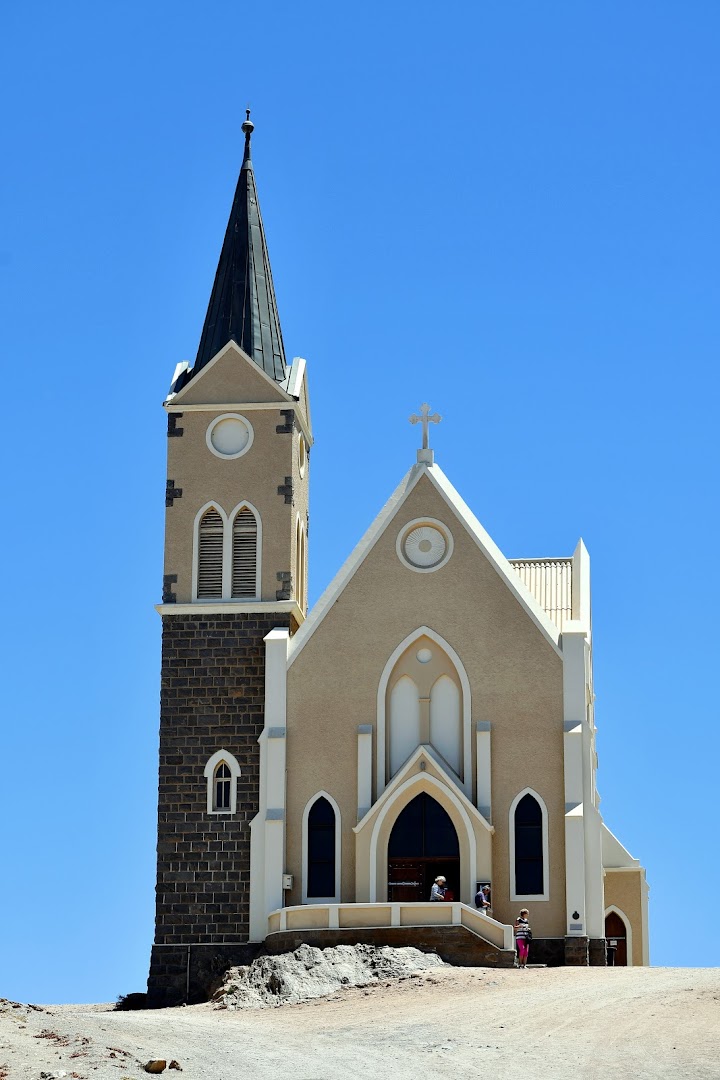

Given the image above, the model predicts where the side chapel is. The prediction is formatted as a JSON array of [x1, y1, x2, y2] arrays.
[[147, 117, 649, 1004]]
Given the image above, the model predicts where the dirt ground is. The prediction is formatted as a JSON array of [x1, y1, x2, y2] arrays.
[[1, 966, 718, 1080]]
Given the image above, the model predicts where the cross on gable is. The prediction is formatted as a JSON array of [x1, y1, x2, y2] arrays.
[[409, 403, 441, 450]]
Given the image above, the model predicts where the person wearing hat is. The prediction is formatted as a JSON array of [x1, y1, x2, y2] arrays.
[[430, 875, 447, 901]]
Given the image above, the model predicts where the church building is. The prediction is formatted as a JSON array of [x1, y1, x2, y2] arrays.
[[147, 116, 649, 1005]]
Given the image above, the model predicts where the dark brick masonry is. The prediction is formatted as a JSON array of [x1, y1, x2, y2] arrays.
[[147, 612, 292, 1005]]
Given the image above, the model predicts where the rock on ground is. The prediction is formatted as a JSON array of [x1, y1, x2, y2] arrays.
[[214, 943, 445, 1008]]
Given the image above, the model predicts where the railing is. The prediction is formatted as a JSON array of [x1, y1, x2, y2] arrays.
[[267, 902, 514, 951]]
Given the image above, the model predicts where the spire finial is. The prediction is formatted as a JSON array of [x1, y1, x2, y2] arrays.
[[242, 108, 254, 165]]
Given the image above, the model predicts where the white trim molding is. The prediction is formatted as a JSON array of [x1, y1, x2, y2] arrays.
[[302, 791, 342, 904], [156, 600, 304, 620], [376, 626, 472, 800], [509, 787, 550, 902], [604, 904, 633, 967], [203, 748, 241, 815]]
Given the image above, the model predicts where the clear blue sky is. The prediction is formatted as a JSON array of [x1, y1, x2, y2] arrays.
[[1, 1, 718, 1002]]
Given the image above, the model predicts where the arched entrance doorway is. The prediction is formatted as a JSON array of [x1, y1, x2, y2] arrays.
[[605, 911, 628, 966], [387, 792, 460, 902]]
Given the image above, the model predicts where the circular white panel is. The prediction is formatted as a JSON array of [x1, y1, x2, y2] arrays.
[[396, 517, 454, 574], [416, 648, 433, 664], [404, 525, 446, 567], [206, 414, 254, 459]]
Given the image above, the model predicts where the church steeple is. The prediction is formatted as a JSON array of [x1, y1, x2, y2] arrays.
[[193, 112, 287, 382]]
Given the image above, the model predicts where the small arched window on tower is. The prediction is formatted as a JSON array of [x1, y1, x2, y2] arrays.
[[213, 762, 231, 811], [232, 506, 258, 598], [295, 517, 306, 613], [203, 749, 241, 815], [513, 792, 545, 897], [197, 507, 224, 598]]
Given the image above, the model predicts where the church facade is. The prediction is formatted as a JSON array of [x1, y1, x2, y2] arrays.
[[147, 118, 649, 1005]]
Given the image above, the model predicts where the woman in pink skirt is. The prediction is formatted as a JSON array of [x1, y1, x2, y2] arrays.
[[514, 908, 532, 968]]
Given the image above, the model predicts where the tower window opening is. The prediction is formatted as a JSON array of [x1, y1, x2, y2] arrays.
[[232, 507, 258, 598], [197, 507, 224, 598]]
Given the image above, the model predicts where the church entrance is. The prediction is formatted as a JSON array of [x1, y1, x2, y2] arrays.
[[387, 792, 460, 903], [605, 912, 628, 966]]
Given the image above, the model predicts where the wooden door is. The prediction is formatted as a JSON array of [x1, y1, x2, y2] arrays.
[[605, 912, 628, 966], [388, 861, 424, 902]]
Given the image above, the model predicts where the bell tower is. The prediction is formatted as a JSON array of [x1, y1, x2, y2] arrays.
[[147, 115, 311, 1005]]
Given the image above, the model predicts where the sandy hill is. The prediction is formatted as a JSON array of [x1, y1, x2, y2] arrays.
[[0, 960, 718, 1079]]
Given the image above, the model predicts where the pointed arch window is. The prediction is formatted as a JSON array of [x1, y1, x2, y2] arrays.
[[383, 631, 468, 787], [213, 762, 231, 810], [295, 518, 306, 613], [232, 506, 258, 598], [203, 749, 241, 815], [303, 794, 341, 902], [511, 791, 548, 899], [197, 507, 224, 598]]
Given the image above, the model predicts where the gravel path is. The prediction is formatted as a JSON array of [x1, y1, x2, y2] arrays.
[[1, 966, 718, 1079]]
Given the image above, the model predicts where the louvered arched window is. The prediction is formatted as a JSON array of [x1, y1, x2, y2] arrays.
[[295, 517, 306, 613], [232, 506, 258, 598], [197, 507, 224, 598]]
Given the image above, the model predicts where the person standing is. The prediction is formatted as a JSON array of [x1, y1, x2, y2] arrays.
[[514, 908, 532, 968], [475, 884, 492, 914], [430, 875, 447, 901]]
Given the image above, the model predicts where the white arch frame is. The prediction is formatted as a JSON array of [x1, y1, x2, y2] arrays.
[[377, 626, 472, 798], [604, 904, 633, 967], [228, 500, 262, 600], [203, 748, 242, 815], [368, 771, 477, 903], [301, 791, 341, 904], [509, 787, 550, 901]]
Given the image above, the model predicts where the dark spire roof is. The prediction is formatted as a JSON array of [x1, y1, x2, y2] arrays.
[[193, 112, 287, 382]]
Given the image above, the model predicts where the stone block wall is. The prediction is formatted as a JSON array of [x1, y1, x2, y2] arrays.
[[147, 612, 291, 1001]]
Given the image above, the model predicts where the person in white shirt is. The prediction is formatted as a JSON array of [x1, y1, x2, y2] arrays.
[[430, 875, 447, 901]]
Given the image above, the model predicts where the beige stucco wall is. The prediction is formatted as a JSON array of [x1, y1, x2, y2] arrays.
[[284, 471, 567, 936], [164, 347, 309, 605], [604, 869, 646, 965]]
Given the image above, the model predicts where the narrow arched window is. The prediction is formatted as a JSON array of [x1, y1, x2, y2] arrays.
[[514, 793, 543, 895], [295, 518, 306, 613], [307, 797, 336, 899], [232, 506, 258, 598], [213, 762, 231, 811], [197, 507, 224, 598]]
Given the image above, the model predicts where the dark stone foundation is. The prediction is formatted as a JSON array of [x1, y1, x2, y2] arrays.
[[564, 935, 589, 965], [148, 943, 265, 1007], [589, 938, 607, 966]]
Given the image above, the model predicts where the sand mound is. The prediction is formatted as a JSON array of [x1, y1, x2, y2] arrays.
[[213, 943, 445, 1009]]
